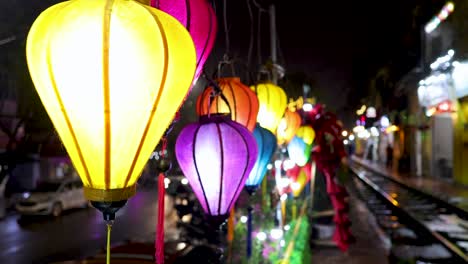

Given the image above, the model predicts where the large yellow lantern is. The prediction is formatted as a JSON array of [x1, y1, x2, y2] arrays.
[[251, 82, 287, 134], [26, 0, 196, 217]]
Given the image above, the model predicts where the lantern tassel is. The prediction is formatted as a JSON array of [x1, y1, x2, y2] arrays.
[[227, 207, 235, 263], [106, 221, 112, 264], [155, 172, 165, 264], [281, 199, 286, 228], [262, 175, 267, 210], [247, 206, 253, 258]]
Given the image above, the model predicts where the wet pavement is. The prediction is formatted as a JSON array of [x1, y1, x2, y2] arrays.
[[310, 194, 390, 264], [0, 188, 164, 264]]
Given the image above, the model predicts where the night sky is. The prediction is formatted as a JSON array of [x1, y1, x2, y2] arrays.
[[195, 0, 445, 128], [195, 0, 410, 127], [1, 0, 446, 129]]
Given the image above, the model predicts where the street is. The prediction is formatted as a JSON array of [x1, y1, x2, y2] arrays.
[[0, 188, 162, 264]]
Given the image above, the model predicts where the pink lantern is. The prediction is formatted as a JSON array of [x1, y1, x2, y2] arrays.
[[152, 0, 217, 82], [175, 114, 258, 220]]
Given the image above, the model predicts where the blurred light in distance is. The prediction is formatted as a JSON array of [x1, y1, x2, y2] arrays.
[[164, 178, 171, 189], [353, 125, 365, 133], [291, 182, 300, 191], [380, 115, 390, 128], [425, 2, 454, 33], [270, 228, 284, 240], [240, 216, 248, 223], [370, 127, 379, 137], [426, 107, 437, 117], [256, 232, 267, 241], [302, 103, 313, 112], [385, 125, 400, 133]]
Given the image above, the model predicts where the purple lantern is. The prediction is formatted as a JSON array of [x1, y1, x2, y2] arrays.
[[152, 0, 217, 82], [175, 114, 258, 220]]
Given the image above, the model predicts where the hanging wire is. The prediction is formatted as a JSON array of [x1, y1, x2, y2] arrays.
[[252, 0, 268, 12], [223, 0, 230, 55], [256, 9, 263, 68], [276, 26, 286, 70], [246, 0, 254, 68]]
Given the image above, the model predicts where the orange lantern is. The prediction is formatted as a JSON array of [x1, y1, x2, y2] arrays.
[[196, 77, 259, 131], [277, 109, 301, 145]]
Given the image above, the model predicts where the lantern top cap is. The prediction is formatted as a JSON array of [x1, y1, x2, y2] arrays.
[[199, 113, 232, 124]]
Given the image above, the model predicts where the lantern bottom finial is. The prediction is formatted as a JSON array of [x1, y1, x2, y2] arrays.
[[206, 214, 230, 229], [91, 200, 127, 221], [245, 185, 258, 196]]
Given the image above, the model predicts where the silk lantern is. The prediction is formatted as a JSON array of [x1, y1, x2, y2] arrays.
[[26, 0, 196, 219], [296, 125, 316, 145], [251, 82, 287, 134], [148, 0, 217, 83], [196, 78, 259, 131], [245, 124, 277, 194], [175, 114, 257, 223], [277, 109, 301, 145], [287, 136, 311, 167], [290, 163, 312, 198]]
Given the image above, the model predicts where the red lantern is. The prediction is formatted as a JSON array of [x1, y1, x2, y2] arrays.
[[196, 77, 259, 131]]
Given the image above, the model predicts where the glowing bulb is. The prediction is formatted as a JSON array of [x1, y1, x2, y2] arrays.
[[256, 232, 267, 241], [284, 224, 290, 231], [176, 242, 187, 250], [274, 160, 282, 169], [448, 49, 455, 57], [240, 216, 248, 223], [370, 127, 379, 137], [343, 139, 349, 145], [291, 182, 300, 191], [349, 135, 355, 141], [280, 193, 288, 201], [164, 178, 171, 189], [267, 163, 273, 170], [270, 228, 284, 240], [447, 2, 454, 12], [181, 178, 189, 185], [341, 130, 348, 137], [302, 103, 313, 112]]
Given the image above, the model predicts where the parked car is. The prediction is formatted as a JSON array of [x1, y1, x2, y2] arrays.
[[15, 179, 88, 217]]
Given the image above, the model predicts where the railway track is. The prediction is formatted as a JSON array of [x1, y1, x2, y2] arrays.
[[350, 163, 468, 263]]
